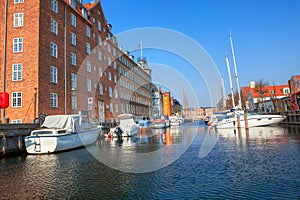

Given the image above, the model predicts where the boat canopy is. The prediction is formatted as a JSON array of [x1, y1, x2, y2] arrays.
[[41, 115, 81, 132]]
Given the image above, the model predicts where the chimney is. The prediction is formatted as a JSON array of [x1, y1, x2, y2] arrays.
[[250, 80, 255, 88]]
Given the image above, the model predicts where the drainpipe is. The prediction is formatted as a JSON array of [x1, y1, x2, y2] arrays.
[[64, 4, 67, 114], [1, 0, 8, 120]]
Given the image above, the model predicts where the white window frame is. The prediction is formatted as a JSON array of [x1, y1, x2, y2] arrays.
[[99, 83, 103, 95], [97, 20, 101, 31], [50, 42, 57, 58], [14, 0, 24, 4], [108, 72, 112, 81], [50, 93, 58, 108], [13, 38, 23, 53], [98, 50, 102, 61], [87, 79, 91, 92], [50, 66, 58, 83], [86, 60, 91, 72], [109, 103, 113, 113], [114, 89, 118, 98], [86, 26, 90, 38], [51, 0, 58, 14], [71, 52, 76, 66], [71, 32, 76, 46], [98, 66, 102, 77], [50, 19, 58, 35], [12, 63, 22, 81], [72, 95, 77, 110], [71, 13, 76, 27], [14, 13, 24, 27], [86, 43, 90, 54], [98, 35, 102, 45], [115, 104, 118, 113], [12, 92, 22, 108], [71, 73, 77, 90], [108, 87, 112, 97]]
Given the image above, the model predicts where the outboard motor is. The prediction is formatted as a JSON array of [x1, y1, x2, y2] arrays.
[[115, 126, 123, 140]]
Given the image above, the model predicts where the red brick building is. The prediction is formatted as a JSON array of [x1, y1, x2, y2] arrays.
[[0, 0, 153, 123]]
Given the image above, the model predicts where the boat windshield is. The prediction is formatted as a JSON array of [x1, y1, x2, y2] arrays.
[[32, 131, 53, 135]]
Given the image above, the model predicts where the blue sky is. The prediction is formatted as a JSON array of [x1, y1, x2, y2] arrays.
[[84, 0, 300, 107]]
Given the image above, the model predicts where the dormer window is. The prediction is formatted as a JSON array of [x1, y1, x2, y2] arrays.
[[70, 0, 76, 9], [283, 88, 290, 94], [82, 8, 88, 20]]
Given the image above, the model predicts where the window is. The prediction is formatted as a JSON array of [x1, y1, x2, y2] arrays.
[[50, 66, 58, 83], [72, 95, 77, 110], [12, 63, 22, 81], [283, 88, 290, 94], [71, 73, 77, 90], [98, 50, 102, 61], [115, 104, 118, 113], [87, 79, 91, 92], [86, 60, 91, 72], [14, 0, 24, 4], [97, 21, 101, 31], [11, 119, 22, 124], [12, 92, 22, 107], [113, 61, 117, 69], [70, 0, 76, 9], [114, 75, 117, 83], [82, 8, 88, 19], [86, 43, 90, 54], [98, 66, 102, 77], [71, 13, 76, 27], [71, 52, 76, 66], [99, 83, 103, 95], [108, 87, 112, 97], [13, 38, 23, 53], [50, 93, 58, 108], [98, 35, 102, 45], [51, 0, 58, 13], [50, 42, 57, 57], [108, 72, 111, 81], [113, 48, 116, 57], [86, 26, 90, 37], [114, 89, 118, 98], [109, 103, 113, 113], [50, 19, 58, 35], [71, 32, 76, 46], [107, 57, 111, 67], [107, 43, 111, 52], [14, 13, 23, 27]]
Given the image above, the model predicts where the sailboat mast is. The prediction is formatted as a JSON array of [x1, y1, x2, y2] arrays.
[[225, 56, 235, 108], [229, 33, 242, 108]]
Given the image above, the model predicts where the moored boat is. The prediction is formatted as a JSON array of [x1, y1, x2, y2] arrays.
[[109, 114, 139, 137], [25, 114, 101, 154], [152, 118, 167, 129]]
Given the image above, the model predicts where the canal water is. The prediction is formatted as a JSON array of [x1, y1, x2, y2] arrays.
[[0, 122, 299, 199]]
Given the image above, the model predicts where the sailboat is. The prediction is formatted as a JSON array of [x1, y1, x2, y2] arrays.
[[211, 33, 286, 129]]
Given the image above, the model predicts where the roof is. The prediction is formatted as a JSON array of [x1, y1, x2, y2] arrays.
[[83, 2, 99, 10], [242, 84, 289, 99]]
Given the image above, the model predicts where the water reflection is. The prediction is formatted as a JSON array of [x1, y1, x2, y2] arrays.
[[89, 125, 198, 173], [0, 123, 299, 199]]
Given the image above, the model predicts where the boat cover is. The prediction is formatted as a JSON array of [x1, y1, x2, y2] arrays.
[[41, 115, 81, 132]]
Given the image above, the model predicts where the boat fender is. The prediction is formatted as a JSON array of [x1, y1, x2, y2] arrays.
[[108, 132, 111, 138]]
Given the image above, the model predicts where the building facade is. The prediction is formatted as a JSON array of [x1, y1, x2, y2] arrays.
[[0, 0, 153, 123]]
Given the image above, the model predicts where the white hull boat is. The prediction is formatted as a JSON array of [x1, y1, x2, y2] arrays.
[[25, 115, 101, 154], [212, 114, 286, 129], [109, 114, 139, 137]]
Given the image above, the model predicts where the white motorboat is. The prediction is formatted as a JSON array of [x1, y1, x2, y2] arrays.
[[25, 115, 101, 154], [169, 116, 180, 126], [211, 111, 286, 129], [109, 114, 139, 137]]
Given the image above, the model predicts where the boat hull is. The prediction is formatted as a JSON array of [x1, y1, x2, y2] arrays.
[[214, 115, 286, 129], [25, 127, 100, 154]]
